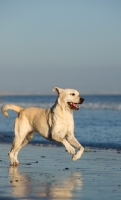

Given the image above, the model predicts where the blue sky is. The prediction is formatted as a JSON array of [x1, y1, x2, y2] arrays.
[[0, 0, 121, 94]]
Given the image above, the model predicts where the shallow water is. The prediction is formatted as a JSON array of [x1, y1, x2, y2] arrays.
[[0, 144, 121, 200], [0, 95, 121, 150]]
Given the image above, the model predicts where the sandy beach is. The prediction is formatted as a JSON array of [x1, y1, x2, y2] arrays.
[[0, 144, 121, 200]]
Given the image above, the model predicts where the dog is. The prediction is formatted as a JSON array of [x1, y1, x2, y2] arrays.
[[1, 87, 84, 166]]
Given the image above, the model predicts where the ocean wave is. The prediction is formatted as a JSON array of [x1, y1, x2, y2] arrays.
[[0, 102, 53, 109], [81, 103, 121, 111], [0, 102, 121, 111], [0, 132, 121, 150]]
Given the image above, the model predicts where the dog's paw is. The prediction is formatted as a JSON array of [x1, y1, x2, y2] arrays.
[[10, 161, 19, 166], [72, 149, 84, 161], [67, 146, 75, 155]]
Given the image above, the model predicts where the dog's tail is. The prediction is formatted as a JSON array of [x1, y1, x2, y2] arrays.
[[1, 104, 24, 117]]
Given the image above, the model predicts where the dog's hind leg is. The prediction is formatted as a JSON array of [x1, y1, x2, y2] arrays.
[[8, 136, 24, 166], [8, 117, 33, 166], [14, 132, 34, 164], [66, 135, 84, 161]]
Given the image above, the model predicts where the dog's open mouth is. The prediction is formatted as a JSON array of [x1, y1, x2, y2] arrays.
[[68, 102, 80, 110]]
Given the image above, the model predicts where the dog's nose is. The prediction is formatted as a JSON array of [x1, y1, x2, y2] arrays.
[[80, 98, 84, 104]]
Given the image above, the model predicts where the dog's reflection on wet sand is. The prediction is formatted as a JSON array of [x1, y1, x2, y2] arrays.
[[9, 166, 83, 199]]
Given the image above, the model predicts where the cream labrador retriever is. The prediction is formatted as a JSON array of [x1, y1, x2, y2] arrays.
[[1, 87, 84, 166]]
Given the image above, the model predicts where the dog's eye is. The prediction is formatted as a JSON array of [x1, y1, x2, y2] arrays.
[[70, 93, 75, 96]]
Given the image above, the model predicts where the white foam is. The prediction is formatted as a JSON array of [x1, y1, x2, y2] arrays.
[[0, 102, 53, 109], [81, 102, 121, 111], [0, 102, 121, 111]]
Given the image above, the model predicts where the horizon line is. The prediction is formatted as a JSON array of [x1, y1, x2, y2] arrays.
[[0, 92, 121, 96]]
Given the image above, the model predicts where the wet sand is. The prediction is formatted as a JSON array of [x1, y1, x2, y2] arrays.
[[0, 144, 121, 200]]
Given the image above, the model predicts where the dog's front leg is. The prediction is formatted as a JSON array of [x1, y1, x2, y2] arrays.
[[62, 139, 76, 155], [51, 130, 75, 155], [66, 135, 84, 161]]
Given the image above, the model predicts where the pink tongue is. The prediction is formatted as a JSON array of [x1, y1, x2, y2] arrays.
[[72, 103, 77, 108]]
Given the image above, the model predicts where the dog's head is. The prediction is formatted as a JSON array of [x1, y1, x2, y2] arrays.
[[53, 87, 84, 110]]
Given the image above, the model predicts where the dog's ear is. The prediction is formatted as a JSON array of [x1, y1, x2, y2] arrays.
[[53, 87, 64, 95]]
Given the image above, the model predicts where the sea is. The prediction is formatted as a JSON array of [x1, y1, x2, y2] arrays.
[[0, 94, 121, 150]]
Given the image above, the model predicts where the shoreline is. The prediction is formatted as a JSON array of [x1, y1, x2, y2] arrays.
[[0, 141, 121, 152], [0, 144, 121, 199]]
